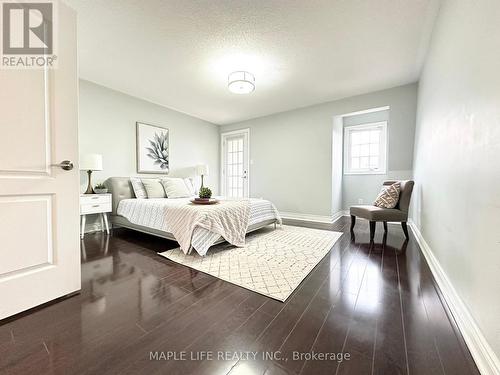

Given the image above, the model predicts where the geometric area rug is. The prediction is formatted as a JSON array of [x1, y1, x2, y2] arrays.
[[158, 225, 343, 302]]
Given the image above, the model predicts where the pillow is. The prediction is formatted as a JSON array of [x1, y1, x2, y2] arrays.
[[373, 182, 401, 209], [184, 178, 195, 196], [161, 178, 192, 198], [130, 177, 147, 199], [141, 179, 166, 198]]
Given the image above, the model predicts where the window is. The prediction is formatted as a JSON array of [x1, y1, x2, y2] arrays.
[[344, 121, 387, 174]]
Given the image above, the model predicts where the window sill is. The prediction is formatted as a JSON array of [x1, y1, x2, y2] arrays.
[[344, 170, 387, 175]]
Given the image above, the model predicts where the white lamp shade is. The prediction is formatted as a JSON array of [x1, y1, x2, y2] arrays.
[[196, 164, 209, 176], [80, 154, 103, 171]]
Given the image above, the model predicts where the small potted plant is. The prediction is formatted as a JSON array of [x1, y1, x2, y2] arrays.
[[94, 183, 108, 194], [197, 186, 212, 201]]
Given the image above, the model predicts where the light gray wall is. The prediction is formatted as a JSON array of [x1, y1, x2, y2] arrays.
[[79, 80, 219, 229], [412, 0, 500, 362], [220, 83, 417, 216]]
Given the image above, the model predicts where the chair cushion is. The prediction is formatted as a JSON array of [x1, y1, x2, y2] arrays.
[[381, 180, 414, 212], [373, 182, 400, 208], [350, 205, 407, 222]]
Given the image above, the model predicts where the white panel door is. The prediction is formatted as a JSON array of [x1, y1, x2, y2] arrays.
[[221, 129, 249, 198], [0, 3, 80, 319]]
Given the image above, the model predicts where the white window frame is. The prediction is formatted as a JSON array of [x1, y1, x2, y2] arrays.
[[343, 121, 387, 175]]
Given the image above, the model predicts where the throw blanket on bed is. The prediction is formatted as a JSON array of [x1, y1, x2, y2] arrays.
[[117, 198, 280, 256], [166, 200, 251, 254]]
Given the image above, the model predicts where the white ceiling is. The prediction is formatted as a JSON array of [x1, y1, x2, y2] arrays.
[[66, 0, 440, 125]]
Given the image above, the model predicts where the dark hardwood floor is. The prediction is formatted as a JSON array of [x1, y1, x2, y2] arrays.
[[0, 217, 479, 375]]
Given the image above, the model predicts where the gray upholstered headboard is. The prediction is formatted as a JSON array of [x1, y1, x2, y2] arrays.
[[104, 177, 135, 215]]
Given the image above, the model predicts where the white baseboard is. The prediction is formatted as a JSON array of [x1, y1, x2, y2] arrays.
[[279, 210, 348, 224], [408, 220, 500, 375]]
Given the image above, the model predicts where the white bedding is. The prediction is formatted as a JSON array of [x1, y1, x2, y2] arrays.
[[117, 197, 281, 255]]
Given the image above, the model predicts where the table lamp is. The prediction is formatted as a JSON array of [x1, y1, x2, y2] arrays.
[[196, 164, 209, 189], [80, 154, 103, 194]]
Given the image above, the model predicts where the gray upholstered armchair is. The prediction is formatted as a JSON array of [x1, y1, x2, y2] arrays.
[[350, 180, 414, 241]]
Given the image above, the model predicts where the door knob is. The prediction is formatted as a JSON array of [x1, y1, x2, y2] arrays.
[[52, 160, 74, 171]]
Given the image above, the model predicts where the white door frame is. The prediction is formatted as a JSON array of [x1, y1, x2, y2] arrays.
[[220, 128, 250, 198]]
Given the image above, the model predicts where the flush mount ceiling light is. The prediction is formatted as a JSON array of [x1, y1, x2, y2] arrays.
[[228, 71, 255, 94]]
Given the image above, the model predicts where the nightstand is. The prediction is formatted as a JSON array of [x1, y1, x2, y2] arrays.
[[80, 194, 112, 239]]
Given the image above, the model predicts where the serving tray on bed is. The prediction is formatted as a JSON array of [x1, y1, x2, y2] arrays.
[[190, 198, 219, 205]]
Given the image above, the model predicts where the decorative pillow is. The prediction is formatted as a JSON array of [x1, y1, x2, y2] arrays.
[[161, 178, 192, 198], [141, 179, 166, 198], [184, 178, 195, 196], [130, 177, 147, 199], [373, 182, 401, 208]]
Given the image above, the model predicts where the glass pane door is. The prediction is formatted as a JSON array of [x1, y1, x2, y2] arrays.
[[222, 130, 249, 198]]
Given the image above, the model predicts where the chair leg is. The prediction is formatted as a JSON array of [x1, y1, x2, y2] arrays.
[[350, 215, 356, 232], [383, 221, 388, 232], [401, 222, 409, 240], [369, 221, 376, 242]]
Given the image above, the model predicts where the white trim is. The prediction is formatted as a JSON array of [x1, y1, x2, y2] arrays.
[[339, 106, 390, 118], [220, 128, 250, 198], [343, 121, 388, 175], [220, 128, 251, 137], [343, 170, 388, 176], [408, 220, 500, 375], [280, 211, 348, 224]]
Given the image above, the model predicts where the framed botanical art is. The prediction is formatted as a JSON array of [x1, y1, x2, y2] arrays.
[[136, 122, 170, 174]]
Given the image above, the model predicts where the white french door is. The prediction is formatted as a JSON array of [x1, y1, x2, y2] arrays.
[[0, 3, 80, 319], [221, 129, 249, 198]]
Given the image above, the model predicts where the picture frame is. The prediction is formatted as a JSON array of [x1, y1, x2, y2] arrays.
[[136, 122, 170, 174]]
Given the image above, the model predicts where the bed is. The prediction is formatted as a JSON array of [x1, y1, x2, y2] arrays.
[[105, 177, 281, 256]]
